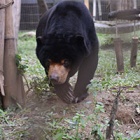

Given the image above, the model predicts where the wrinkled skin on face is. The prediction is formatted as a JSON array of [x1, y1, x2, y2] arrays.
[[48, 59, 71, 85]]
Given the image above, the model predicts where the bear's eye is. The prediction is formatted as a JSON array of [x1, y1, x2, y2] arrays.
[[63, 59, 70, 68]]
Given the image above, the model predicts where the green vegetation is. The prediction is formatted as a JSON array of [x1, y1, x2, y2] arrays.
[[89, 49, 140, 93], [18, 32, 46, 78], [0, 31, 139, 139]]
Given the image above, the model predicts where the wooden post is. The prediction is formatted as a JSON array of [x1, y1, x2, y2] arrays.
[[3, 0, 17, 108], [130, 37, 138, 67], [3, 0, 25, 109], [93, 0, 96, 20], [84, 0, 89, 9], [0, 0, 5, 97], [12, 0, 21, 46], [13, 0, 25, 106], [37, 0, 48, 18], [114, 38, 124, 73], [98, 0, 102, 20]]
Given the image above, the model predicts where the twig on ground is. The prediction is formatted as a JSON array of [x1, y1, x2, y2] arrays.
[[106, 87, 122, 140]]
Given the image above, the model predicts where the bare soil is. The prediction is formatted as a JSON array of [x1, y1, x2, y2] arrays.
[[18, 85, 140, 140]]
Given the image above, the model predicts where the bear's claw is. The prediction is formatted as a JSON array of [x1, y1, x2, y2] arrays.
[[54, 83, 75, 104], [72, 93, 89, 103], [54, 83, 89, 104]]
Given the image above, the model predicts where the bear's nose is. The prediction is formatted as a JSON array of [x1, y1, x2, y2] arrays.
[[49, 74, 59, 84]]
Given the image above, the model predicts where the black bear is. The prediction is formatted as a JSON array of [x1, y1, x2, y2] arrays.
[[36, 1, 99, 103]]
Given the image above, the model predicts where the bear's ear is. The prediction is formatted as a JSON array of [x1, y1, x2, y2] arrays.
[[36, 36, 45, 45], [76, 35, 90, 55]]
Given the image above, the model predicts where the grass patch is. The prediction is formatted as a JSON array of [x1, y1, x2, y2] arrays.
[[88, 49, 140, 92], [18, 32, 47, 89]]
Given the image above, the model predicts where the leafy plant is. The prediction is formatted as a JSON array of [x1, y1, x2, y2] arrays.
[[65, 112, 86, 139], [0, 126, 4, 140], [0, 109, 10, 124], [15, 54, 28, 74], [31, 76, 50, 95]]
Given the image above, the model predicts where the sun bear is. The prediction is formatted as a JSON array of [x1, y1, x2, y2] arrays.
[[36, 1, 99, 103]]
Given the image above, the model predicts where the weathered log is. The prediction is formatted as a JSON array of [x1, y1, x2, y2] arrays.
[[0, 0, 5, 96], [114, 38, 124, 73], [130, 37, 138, 67]]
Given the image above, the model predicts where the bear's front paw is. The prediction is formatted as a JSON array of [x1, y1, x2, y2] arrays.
[[54, 83, 75, 104], [72, 93, 89, 103]]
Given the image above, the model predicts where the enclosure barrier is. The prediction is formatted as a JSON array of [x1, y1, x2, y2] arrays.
[[108, 9, 140, 72], [0, 0, 25, 109]]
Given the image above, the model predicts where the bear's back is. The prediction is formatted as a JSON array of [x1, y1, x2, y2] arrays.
[[45, 1, 93, 35]]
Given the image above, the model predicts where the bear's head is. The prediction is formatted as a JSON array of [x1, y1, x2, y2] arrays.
[[47, 59, 71, 85], [36, 33, 89, 85]]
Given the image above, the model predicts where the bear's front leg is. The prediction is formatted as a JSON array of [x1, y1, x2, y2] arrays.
[[73, 51, 98, 103], [54, 82, 75, 103]]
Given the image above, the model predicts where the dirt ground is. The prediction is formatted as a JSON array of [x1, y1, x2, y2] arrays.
[[18, 84, 139, 140], [1, 80, 139, 140]]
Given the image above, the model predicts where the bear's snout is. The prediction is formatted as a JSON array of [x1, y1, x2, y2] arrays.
[[49, 73, 59, 85], [48, 62, 70, 85]]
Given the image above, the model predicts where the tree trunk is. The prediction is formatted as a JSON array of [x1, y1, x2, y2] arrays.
[[37, 0, 48, 18], [0, 0, 5, 97], [3, 0, 25, 109]]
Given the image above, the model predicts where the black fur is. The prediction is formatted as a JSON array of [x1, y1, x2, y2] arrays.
[[36, 1, 99, 103]]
